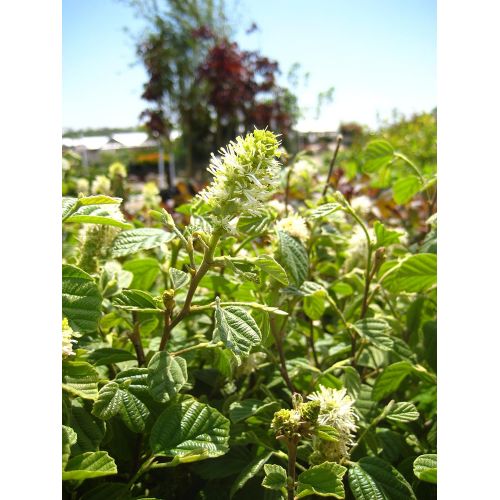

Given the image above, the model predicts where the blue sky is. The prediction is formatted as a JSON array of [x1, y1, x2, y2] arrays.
[[63, 0, 436, 131]]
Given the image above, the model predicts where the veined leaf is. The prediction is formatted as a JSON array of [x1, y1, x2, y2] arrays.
[[363, 140, 394, 173], [92, 382, 122, 420], [353, 318, 393, 351], [147, 352, 188, 403], [62, 264, 102, 333], [372, 362, 414, 401], [169, 268, 190, 289], [112, 289, 161, 313], [149, 397, 230, 459], [229, 399, 280, 424], [118, 389, 150, 433], [86, 348, 136, 366], [62, 361, 100, 400], [65, 204, 132, 229], [352, 457, 416, 500], [374, 221, 403, 248], [276, 230, 309, 286], [393, 175, 422, 205], [213, 303, 261, 358], [386, 402, 419, 423], [238, 213, 273, 234], [308, 203, 342, 219], [382, 254, 436, 293], [230, 451, 273, 498], [253, 255, 289, 285], [413, 454, 437, 484], [115, 368, 149, 396], [70, 402, 106, 454], [62, 451, 117, 481], [262, 464, 287, 491], [62, 425, 77, 470], [76, 195, 122, 206], [110, 228, 174, 258], [123, 258, 160, 290], [296, 462, 347, 499]]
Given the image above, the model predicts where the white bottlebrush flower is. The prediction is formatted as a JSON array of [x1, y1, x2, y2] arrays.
[[197, 129, 282, 227], [350, 195, 373, 216], [142, 181, 161, 208], [91, 175, 111, 195], [292, 159, 317, 180], [308, 386, 358, 462], [276, 214, 310, 242], [268, 198, 291, 216], [108, 161, 127, 178], [62, 318, 77, 359], [76, 178, 89, 195], [124, 194, 145, 215], [345, 225, 375, 268]]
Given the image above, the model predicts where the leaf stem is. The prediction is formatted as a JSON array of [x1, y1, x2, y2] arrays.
[[286, 437, 299, 500], [170, 341, 223, 357], [322, 135, 343, 197]]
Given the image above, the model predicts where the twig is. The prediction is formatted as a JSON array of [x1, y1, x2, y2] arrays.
[[129, 312, 145, 367], [322, 134, 343, 197]]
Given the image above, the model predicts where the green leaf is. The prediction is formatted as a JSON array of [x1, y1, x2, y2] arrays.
[[147, 352, 188, 403], [110, 228, 174, 258], [70, 402, 106, 454], [62, 361, 100, 400], [62, 264, 102, 333], [316, 425, 340, 442], [373, 362, 414, 401], [92, 382, 122, 420], [374, 221, 403, 248], [79, 483, 131, 500], [65, 204, 132, 229], [62, 425, 77, 470], [213, 303, 262, 358], [353, 318, 393, 351], [304, 289, 327, 320], [352, 457, 416, 500], [363, 140, 394, 173], [230, 451, 273, 498], [149, 397, 230, 459], [386, 402, 419, 423], [413, 454, 437, 484], [277, 230, 309, 286], [392, 175, 422, 205], [308, 203, 342, 219], [86, 348, 136, 366], [62, 451, 117, 481], [342, 366, 362, 398], [118, 388, 150, 432], [382, 254, 436, 293], [77, 195, 122, 206], [348, 463, 385, 500], [262, 464, 287, 491], [229, 399, 280, 424], [115, 368, 149, 396], [123, 258, 161, 290], [296, 462, 347, 499], [238, 213, 273, 234], [112, 289, 161, 313], [169, 268, 190, 289], [253, 255, 289, 285]]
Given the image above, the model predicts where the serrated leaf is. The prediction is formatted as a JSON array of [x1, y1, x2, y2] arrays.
[[262, 464, 287, 490], [353, 318, 393, 351], [62, 361, 100, 400], [213, 304, 262, 358], [374, 221, 403, 248], [62, 451, 117, 480], [62, 264, 102, 333], [65, 204, 132, 229], [110, 228, 174, 258], [115, 368, 149, 396], [277, 230, 309, 286], [123, 258, 160, 290], [230, 451, 273, 498], [386, 402, 419, 423], [169, 268, 190, 289], [70, 402, 106, 454], [348, 463, 385, 500], [393, 175, 422, 205], [119, 389, 150, 432], [296, 462, 347, 499], [342, 366, 362, 398], [113, 289, 161, 313], [147, 352, 188, 403], [354, 457, 416, 500], [86, 348, 136, 366], [308, 203, 342, 219], [149, 398, 230, 459], [229, 399, 280, 424], [363, 140, 394, 173], [62, 425, 77, 470], [92, 382, 122, 419], [316, 425, 340, 442], [372, 362, 414, 401], [413, 454, 437, 484], [237, 213, 273, 234], [382, 254, 436, 293], [254, 255, 289, 285], [78, 195, 122, 206]]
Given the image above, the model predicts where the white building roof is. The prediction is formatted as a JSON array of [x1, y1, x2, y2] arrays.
[[111, 132, 150, 148], [62, 136, 110, 150]]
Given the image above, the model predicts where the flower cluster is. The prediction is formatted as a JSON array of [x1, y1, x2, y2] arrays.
[[198, 129, 281, 229], [142, 182, 162, 208], [91, 175, 111, 195], [307, 386, 358, 462], [276, 214, 310, 242], [62, 318, 76, 359], [108, 161, 127, 178]]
